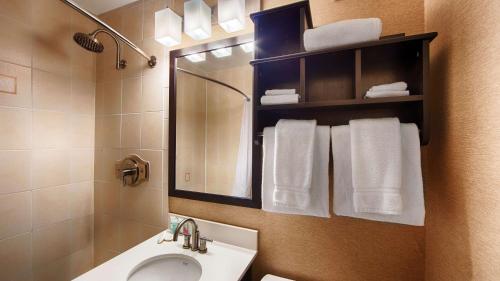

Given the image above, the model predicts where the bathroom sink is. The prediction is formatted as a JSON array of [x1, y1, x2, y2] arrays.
[[128, 254, 202, 281]]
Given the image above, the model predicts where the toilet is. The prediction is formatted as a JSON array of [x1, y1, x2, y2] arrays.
[[262, 274, 294, 281]]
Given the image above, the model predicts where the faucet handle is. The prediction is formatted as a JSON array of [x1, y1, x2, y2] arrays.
[[198, 237, 213, 254]]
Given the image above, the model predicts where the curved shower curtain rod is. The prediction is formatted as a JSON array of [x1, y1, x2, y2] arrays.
[[176, 67, 251, 102]]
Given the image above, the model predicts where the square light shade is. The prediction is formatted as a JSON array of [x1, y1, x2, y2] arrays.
[[218, 0, 245, 33], [184, 0, 212, 40], [240, 42, 254, 53], [185, 53, 206, 63], [211, 47, 232, 57], [155, 8, 182, 47]]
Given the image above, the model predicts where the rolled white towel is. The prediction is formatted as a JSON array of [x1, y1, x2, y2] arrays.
[[265, 89, 296, 96], [369, 81, 408, 92], [365, 90, 410, 99], [304, 18, 382, 52], [261, 94, 299, 105]]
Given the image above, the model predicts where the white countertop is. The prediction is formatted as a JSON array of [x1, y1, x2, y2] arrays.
[[74, 232, 257, 281]]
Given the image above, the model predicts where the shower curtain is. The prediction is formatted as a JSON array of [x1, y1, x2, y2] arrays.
[[232, 100, 252, 197]]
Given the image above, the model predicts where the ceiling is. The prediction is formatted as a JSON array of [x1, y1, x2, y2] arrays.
[[73, 0, 138, 14]]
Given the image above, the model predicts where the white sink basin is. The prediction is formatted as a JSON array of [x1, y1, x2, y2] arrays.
[[128, 254, 202, 281]]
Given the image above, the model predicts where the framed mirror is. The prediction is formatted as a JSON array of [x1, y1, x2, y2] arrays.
[[168, 34, 259, 208]]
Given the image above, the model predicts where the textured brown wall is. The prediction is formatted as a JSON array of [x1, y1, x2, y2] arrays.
[[170, 1, 427, 281], [424, 0, 500, 280]]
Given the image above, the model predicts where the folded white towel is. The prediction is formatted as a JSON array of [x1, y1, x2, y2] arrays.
[[369, 82, 408, 92], [331, 124, 425, 226], [262, 126, 330, 218], [265, 89, 296, 96], [261, 94, 299, 105], [304, 18, 382, 52], [273, 119, 317, 209], [261, 274, 294, 281], [365, 90, 410, 99], [350, 118, 403, 215]]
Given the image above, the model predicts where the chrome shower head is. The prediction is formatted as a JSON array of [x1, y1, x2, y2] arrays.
[[73, 32, 104, 53]]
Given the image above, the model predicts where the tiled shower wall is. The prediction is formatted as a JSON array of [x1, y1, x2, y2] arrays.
[[93, 0, 170, 265], [0, 0, 96, 280]]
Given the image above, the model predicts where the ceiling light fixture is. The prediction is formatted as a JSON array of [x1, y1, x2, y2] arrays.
[[154, 8, 182, 47], [218, 0, 246, 33], [185, 53, 206, 62], [211, 47, 232, 57], [240, 42, 254, 53], [184, 0, 212, 40]]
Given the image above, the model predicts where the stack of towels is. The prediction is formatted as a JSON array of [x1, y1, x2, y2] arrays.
[[304, 18, 383, 52], [365, 81, 410, 99], [261, 89, 299, 105], [331, 118, 425, 226], [261, 119, 330, 218]]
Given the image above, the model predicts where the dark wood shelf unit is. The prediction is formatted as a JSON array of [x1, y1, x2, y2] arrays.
[[250, 0, 436, 196]]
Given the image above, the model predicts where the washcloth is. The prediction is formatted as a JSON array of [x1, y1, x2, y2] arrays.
[[262, 126, 330, 218], [304, 18, 382, 52], [331, 124, 425, 225], [273, 119, 317, 209], [369, 82, 408, 92], [265, 89, 297, 96], [261, 94, 299, 105], [350, 118, 403, 215], [365, 90, 410, 99]]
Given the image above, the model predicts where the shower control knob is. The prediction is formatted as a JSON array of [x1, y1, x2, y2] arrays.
[[115, 154, 149, 186]]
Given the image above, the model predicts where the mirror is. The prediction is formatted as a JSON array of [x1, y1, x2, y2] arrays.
[[169, 35, 258, 207]]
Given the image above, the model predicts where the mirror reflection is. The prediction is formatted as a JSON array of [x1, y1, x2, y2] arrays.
[[175, 41, 253, 198]]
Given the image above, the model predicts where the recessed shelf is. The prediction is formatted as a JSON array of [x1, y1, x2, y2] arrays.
[[256, 95, 424, 111]]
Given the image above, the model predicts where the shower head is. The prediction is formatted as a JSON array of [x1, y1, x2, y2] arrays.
[[73, 32, 104, 53]]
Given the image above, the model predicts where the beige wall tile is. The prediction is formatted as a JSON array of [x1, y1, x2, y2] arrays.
[[121, 2, 144, 43], [119, 219, 146, 251], [32, 149, 70, 188], [94, 148, 121, 181], [32, 219, 72, 268], [139, 149, 163, 188], [94, 214, 121, 253], [142, 73, 164, 112], [0, 150, 31, 194], [164, 87, 170, 118], [0, 61, 32, 108], [0, 233, 32, 281], [32, 185, 71, 228], [122, 77, 142, 113], [70, 149, 94, 183], [68, 246, 93, 280], [0, 191, 31, 240], [96, 80, 122, 114], [122, 114, 141, 148], [71, 114, 95, 148], [33, 110, 70, 149], [96, 58, 123, 83], [122, 44, 145, 79], [70, 216, 93, 253], [94, 181, 120, 216], [102, 115, 121, 148], [0, 108, 32, 149], [33, 69, 71, 111], [69, 182, 93, 219], [121, 186, 163, 225], [143, 0, 169, 40], [0, 15, 32, 67], [141, 112, 163, 149], [71, 79, 96, 115], [0, 0, 32, 22], [141, 38, 168, 78]]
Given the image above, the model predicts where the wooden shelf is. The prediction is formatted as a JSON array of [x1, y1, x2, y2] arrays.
[[250, 32, 437, 66], [256, 95, 424, 111]]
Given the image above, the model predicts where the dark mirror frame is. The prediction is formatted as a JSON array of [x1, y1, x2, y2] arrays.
[[168, 34, 260, 208]]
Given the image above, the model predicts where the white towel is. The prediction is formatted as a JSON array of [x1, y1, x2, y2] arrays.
[[365, 90, 410, 99], [262, 126, 330, 218], [331, 124, 425, 226], [265, 89, 296, 96], [369, 82, 408, 92], [273, 119, 317, 209], [261, 275, 294, 281], [350, 118, 402, 215], [261, 94, 299, 105], [304, 18, 382, 52]]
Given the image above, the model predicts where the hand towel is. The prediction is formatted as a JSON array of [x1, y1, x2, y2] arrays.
[[304, 18, 382, 52], [265, 89, 297, 96], [365, 90, 410, 99], [262, 126, 330, 218], [369, 81, 408, 92], [261, 94, 299, 105], [350, 118, 403, 215], [273, 119, 317, 209], [331, 124, 424, 226]]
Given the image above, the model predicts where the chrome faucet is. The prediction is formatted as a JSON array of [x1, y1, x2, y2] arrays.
[[173, 218, 200, 252]]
